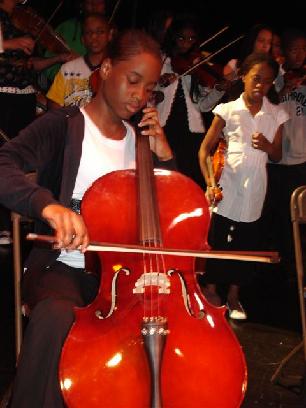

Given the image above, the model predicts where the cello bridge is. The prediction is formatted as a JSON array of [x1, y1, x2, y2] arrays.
[[133, 272, 170, 294]]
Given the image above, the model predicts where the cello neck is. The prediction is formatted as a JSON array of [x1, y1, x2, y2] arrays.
[[136, 133, 162, 246]]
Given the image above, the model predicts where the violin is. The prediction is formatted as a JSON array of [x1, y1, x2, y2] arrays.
[[206, 137, 227, 206], [170, 26, 230, 88], [283, 66, 306, 87], [212, 137, 226, 183], [11, 4, 71, 54], [171, 50, 224, 88], [159, 33, 244, 89]]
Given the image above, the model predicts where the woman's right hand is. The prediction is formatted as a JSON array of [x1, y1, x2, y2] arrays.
[[41, 204, 89, 252], [205, 185, 223, 206], [159, 73, 178, 87], [205, 186, 215, 204]]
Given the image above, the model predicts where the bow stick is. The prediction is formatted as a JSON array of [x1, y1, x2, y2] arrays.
[[35, 1, 71, 52], [108, 0, 122, 25], [198, 25, 229, 49], [27, 233, 279, 263], [180, 34, 244, 79], [0, 128, 10, 143]]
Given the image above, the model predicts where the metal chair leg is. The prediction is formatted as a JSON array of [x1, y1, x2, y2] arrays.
[[11, 211, 23, 362]]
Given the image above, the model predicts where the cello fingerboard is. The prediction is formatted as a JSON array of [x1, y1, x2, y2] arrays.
[[136, 133, 162, 246]]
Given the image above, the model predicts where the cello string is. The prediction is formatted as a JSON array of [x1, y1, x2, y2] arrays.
[[137, 103, 158, 319], [146, 101, 168, 319], [148, 188, 168, 320], [141, 180, 162, 319], [142, 254, 148, 317]]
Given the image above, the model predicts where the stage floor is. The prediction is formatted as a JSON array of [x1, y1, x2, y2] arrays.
[[0, 237, 305, 407]]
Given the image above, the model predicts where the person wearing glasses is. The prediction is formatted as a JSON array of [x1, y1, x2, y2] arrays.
[[153, 13, 228, 190], [47, 13, 111, 109]]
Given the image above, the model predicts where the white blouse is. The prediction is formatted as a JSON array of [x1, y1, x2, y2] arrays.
[[213, 94, 289, 222]]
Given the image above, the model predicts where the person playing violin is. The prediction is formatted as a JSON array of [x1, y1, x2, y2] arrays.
[[0, 0, 75, 245], [0, 0, 75, 139], [153, 12, 228, 190], [0, 28, 174, 407], [198, 52, 288, 320]]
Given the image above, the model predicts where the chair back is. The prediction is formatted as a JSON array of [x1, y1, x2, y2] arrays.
[[11, 172, 36, 361], [290, 186, 306, 361]]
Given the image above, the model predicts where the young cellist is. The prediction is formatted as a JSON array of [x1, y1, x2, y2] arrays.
[[0, 28, 173, 407]]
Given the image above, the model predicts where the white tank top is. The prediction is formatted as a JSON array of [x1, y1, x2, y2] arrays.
[[57, 108, 136, 268]]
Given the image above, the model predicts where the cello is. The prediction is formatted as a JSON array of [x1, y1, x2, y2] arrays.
[[59, 126, 247, 407]]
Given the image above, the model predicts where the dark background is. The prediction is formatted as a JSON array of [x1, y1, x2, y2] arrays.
[[29, 0, 306, 31], [28, 0, 306, 65]]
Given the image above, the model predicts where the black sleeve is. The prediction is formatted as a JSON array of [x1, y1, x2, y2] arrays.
[[153, 153, 177, 171], [0, 108, 77, 218]]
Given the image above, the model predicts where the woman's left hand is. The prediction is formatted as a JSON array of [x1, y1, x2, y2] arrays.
[[138, 107, 173, 161], [251, 132, 270, 152]]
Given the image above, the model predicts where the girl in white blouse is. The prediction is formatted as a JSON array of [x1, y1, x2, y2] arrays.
[[198, 52, 288, 320]]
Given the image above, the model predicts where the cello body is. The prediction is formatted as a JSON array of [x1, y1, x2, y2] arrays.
[[59, 167, 247, 407]]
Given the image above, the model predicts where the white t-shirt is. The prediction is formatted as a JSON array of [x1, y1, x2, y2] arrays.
[[57, 108, 136, 268], [275, 66, 306, 165], [213, 94, 289, 222]]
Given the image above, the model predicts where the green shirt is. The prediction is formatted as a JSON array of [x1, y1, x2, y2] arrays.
[[44, 18, 86, 83]]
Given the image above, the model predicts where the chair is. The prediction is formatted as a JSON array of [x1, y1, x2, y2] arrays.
[[271, 186, 306, 392], [11, 172, 36, 361], [290, 186, 306, 361]]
